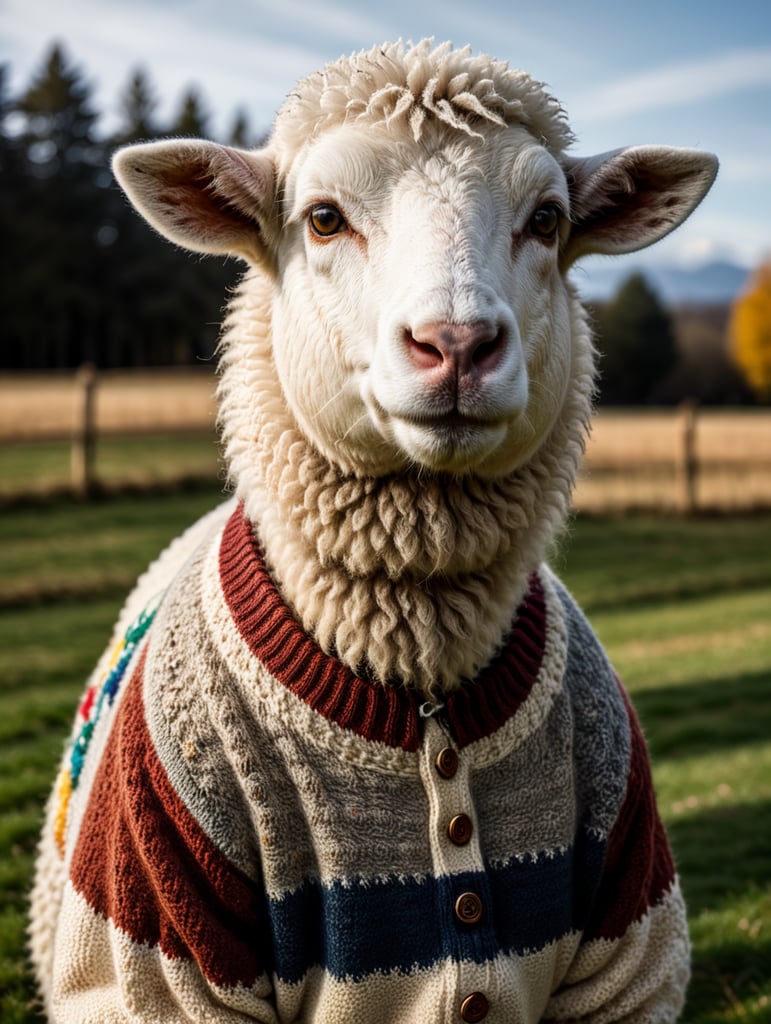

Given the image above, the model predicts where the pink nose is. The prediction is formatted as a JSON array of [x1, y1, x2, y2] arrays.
[[404, 322, 505, 380]]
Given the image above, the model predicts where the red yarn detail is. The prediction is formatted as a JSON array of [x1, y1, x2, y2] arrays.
[[218, 506, 420, 751], [78, 686, 96, 721], [218, 505, 547, 751], [69, 654, 268, 989]]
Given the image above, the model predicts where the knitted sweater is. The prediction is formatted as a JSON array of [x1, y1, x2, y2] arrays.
[[32, 501, 690, 1023]]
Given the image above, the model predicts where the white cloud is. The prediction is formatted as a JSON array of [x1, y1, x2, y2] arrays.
[[571, 47, 771, 122]]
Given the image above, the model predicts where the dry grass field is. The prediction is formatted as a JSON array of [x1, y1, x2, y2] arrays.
[[0, 368, 217, 441], [576, 407, 771, 512], [1, 371, 770, 511]]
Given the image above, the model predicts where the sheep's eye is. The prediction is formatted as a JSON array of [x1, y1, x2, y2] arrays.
[[529, 203, 561, 241], [309, 203, 346, 238]]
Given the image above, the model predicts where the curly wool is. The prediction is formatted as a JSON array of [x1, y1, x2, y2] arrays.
[[271, 39, 574, 166], [217, 272, 595, 697]]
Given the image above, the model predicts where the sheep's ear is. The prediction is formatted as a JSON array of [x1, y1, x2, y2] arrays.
[[112, 139, 277, 267], [561, 145, 718, 266]]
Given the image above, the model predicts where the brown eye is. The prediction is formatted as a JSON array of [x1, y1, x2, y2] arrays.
[[529, 203, 561, 241], [309, 203, 346, 238]]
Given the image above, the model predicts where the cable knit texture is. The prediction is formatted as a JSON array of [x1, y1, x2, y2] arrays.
[[31, 507, 690, 1023]]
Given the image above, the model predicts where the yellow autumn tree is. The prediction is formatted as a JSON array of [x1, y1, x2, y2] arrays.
[[729, 261, 771, 401]]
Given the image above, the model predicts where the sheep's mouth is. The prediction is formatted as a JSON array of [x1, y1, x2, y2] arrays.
[[398, 410, 502, 430], [389, 411, 509, 473]]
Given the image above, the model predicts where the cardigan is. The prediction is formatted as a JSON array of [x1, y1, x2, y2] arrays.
[[34, 500, 690, 1023]]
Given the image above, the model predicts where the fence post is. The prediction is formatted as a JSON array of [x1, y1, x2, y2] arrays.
[[676, 400, 698, 514], [71, 364, 97, 497]]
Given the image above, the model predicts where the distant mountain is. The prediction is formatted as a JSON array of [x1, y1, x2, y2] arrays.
[[577, 259, 751, 306]]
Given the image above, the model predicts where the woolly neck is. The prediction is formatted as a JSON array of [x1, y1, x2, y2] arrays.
[[219, 504, 547, 750], [217, 274, 594, 695]]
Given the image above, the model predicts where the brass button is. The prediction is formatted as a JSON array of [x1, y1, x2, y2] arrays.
[[460, 991, 489, 1022], [448, 813, 473, 846], [455, 891, 483, 925], [435, 747, 459, 779]]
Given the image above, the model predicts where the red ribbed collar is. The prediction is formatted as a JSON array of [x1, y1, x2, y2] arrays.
[[219, 504, 546, 751]]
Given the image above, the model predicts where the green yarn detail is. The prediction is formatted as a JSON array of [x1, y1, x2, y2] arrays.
[[68, 595, 162, 790]]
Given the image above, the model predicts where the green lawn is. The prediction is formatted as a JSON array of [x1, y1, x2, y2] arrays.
[[0, 432, 221, 498], [1, 491, 769, 1022]]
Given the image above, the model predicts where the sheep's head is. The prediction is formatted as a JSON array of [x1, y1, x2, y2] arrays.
[[113, 40, 717, 480]]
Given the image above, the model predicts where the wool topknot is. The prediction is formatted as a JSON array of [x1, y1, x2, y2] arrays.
[[273, 39, 574, 156]]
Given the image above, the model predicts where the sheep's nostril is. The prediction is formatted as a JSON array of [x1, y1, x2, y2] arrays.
[[404, 330, 445, 370], [404, 321, 506, 378], [472, 330, 505, 373]]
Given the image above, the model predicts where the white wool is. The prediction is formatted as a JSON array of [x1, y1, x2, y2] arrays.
[[216, 271, 594, 694], [271, 39, 574, 165]]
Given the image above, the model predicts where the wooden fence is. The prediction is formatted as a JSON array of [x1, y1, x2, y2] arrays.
[[1, 369, 770, 511], [575, 406, 771, 513], [0, 367, 218, 497]]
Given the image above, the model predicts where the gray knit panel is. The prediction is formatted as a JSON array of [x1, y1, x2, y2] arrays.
[[552, 577, 630, 837], [145, 538, 434, 893]]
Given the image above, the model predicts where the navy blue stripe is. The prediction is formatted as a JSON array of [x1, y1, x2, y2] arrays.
[[268, 831, 607, 983]]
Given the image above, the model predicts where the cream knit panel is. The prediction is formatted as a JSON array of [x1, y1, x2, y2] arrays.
[[543, 882, 690, 1023], [147, 527, 433, 895], [30, 503, 233, 1013], [51, 883, 277, 1024]]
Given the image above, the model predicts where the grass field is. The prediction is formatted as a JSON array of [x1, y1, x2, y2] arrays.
[[0, 487, 769, 1022]]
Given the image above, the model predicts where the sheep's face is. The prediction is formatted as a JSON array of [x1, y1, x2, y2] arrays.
[[273, 121, 573, 477], [112, 46, 717, 480]]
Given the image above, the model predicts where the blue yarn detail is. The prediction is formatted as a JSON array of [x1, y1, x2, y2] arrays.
[[102, 647, 135, 706], [68, 598, 161, 790]]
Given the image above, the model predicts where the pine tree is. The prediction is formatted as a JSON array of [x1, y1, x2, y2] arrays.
[[170, 87, 210, 137], [16, 41, 100, 179], [0, 63, 25, 198], [7, 43, 108, 367], [1, 43, 245, 369], [0, 63, 35, 368], [594, 273, 678, 404], [228, 108, 251, 148], [114, 68, 159, 144]]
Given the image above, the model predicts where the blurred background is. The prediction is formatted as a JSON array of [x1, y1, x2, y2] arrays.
[[1, 0, 770, 506], [1, 3, 769, 1023]]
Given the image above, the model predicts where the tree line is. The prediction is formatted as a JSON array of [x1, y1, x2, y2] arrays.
[[1, 42, 255, 370], [1, 42, 767, 404]]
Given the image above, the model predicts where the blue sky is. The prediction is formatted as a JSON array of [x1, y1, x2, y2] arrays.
[[2, 0, 770, 277]]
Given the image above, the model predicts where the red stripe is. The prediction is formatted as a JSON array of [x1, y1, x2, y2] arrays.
[[584, 682, 677, 942], [69, 650, 269, 989], [219, 506, 421, 750], [218, 505, 547, 750]]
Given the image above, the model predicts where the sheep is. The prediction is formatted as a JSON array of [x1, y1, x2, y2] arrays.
[[30, 39, 717, 1024]]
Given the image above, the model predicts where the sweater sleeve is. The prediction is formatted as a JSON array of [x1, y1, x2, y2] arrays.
[[49, 651, 280, 1024], [543, 687, 691, 1023]]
